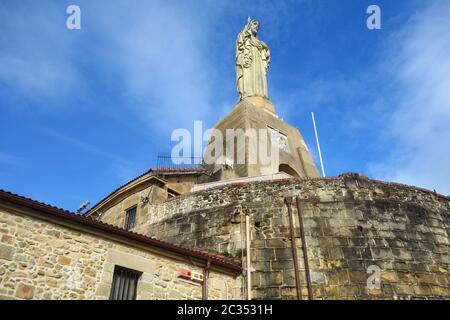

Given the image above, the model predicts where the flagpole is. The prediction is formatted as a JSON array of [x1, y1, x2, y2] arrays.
[[311, 112, 326, 177]]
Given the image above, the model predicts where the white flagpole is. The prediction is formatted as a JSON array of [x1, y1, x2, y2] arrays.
[[311, 112, 326, 177]]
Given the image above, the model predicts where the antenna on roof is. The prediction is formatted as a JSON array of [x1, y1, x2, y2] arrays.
[[76, 200, 90, 214], [311, 112, 326, 178], [140, 188, 152, 205]]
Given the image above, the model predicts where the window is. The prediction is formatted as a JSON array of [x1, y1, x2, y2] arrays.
[[124, 206, 136, 230], [167, 192, 176, 199], [109, 266, 141, 300], [167, 188, 180, 199]]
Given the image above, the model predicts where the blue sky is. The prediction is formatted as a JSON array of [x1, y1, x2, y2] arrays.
[[1, 0, 450, 211]]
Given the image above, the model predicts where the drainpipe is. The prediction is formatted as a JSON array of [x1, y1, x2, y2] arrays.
[[245, 212, 252, 300], [224, 279, 229, 300], [285, 197, 302, 300], [202, 259, 211, 300], [296, 196, 313, 300]]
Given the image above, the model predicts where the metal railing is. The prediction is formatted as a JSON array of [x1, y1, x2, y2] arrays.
[[156, 153, 203, 169]]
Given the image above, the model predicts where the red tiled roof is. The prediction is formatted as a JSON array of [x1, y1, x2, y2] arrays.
[[87, 167, 207, 214], [0, 189, 241, 273], [86, 169, 157, 215]]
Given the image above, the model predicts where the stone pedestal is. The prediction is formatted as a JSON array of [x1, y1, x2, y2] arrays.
[[204, 97, 320, 180]]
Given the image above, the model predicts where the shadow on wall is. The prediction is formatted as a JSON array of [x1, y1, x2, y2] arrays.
[[279, 164, 300, 178]]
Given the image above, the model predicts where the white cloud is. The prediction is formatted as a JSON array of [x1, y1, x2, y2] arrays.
[[42, 128, 117, 160], [85, 1, 226, 133], [0, 56, 79, 103], [0, 1, 223, 124], [41, 127, 135, 181], [369, 1, 450, 195], [0, 2, 83, 109], [0, 1, 311, 130]]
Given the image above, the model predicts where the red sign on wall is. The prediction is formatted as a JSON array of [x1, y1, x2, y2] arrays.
[[178, 268, 191, 279]]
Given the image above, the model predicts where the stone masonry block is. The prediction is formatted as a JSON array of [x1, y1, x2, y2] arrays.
[[15, 283, 34, 300], [0, 244, 15, 261]]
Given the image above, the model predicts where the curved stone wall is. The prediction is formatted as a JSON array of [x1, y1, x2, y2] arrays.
[[135, 173, 450, 299]]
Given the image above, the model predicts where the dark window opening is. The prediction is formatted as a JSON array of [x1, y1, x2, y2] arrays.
[[124, 206, 136, 230], [167, 188, 180, 199], [109, 266, 141, 300], [168, 192, 176, 199]]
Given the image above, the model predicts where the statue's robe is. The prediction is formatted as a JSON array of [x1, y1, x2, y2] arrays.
[[236, 31, 270, 100]]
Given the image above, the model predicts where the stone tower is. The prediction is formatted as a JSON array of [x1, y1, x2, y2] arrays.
[[204, 96, 320, 180]]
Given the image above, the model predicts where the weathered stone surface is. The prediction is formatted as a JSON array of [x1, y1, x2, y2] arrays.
[[58, 256, 71, 266], [126, 173, 450, 300], [0, 207, 241, 300], [3, 172, 448, 300], [0, 244, 15, 261], [15, 283, 34, 299], [1, 235, 14, 245]]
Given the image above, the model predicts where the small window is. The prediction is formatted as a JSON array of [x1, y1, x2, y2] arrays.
[[109, 266, 141, 300], [167, 188, 180, 199], [167, 192, 176, 199], [124, 206, 136, 231]]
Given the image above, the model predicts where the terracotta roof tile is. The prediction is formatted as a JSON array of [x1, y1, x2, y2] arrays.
[[0, 189, 241, 272], [87, 167, 206, 214]]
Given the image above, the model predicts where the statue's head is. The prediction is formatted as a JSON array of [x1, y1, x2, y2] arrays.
[[246, 17, 259, 35]]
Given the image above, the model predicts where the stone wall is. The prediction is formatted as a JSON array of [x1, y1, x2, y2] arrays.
[[131, 173, 450, 299], [0, 205, 242, 300]]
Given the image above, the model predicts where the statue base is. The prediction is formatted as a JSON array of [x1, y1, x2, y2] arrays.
[[204, 98, 321, 181], [238, 96, 276, 114]]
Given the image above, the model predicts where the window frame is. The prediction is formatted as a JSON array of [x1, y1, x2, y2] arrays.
[[109, 265, 141, 300], [124, 206, 137, 231]]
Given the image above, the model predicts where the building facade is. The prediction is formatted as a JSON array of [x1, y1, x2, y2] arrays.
[[1, 18, 449, 300], [0, 190, 242, 300]]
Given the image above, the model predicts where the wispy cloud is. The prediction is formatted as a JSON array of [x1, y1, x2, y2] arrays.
[[369, 1, 450, 194], [40, 126, 146, 184], [0, 2, 84, 109], [41, 127, 132, 167], [0, 0, 312, 130], [0, 152, 21, 165], [0, 1, 222, 126], [83, 1, 227, 134], [3, 0, 448, 197]]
